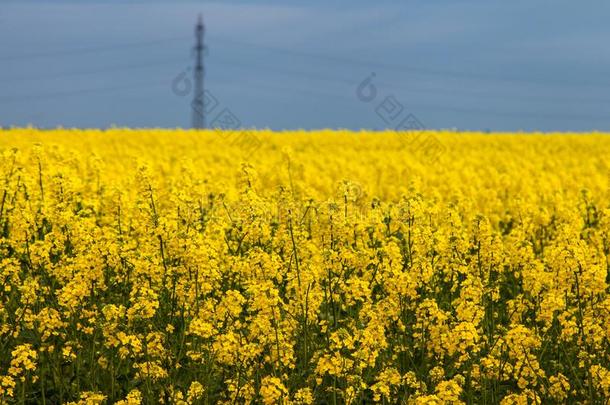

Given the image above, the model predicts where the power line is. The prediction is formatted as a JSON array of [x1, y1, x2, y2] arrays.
[[0, 75, 607, 125], [214, 36, 610, 89], [0, 35, 189, 62], [212, 56, 610, 106], [3, 53, 610, 107], [5, 49, 610, 107], [1, 72, 608, 123], [203, 78, 610, 123], [0, 32, 607, 125], [0, 58, 180, 83], [0, 80, 167, 104], [3, 33, 609, 107]]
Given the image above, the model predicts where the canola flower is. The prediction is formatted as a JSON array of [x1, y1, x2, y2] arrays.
[[0, 128, 610, 403]]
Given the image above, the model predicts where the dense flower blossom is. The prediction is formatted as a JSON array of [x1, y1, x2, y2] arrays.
[[0, 129, 609, 403]]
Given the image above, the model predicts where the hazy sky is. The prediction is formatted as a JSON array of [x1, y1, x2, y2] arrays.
[[1, 0, 610, 131]]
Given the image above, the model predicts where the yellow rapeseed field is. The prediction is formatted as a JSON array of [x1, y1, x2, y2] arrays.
[[1, 128, 610, 404]]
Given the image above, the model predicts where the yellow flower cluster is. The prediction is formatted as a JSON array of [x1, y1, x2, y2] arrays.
[[1, 128, 610, 403]]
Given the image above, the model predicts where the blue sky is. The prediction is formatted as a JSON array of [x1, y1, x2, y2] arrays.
[[1, 0, 609, 131]]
